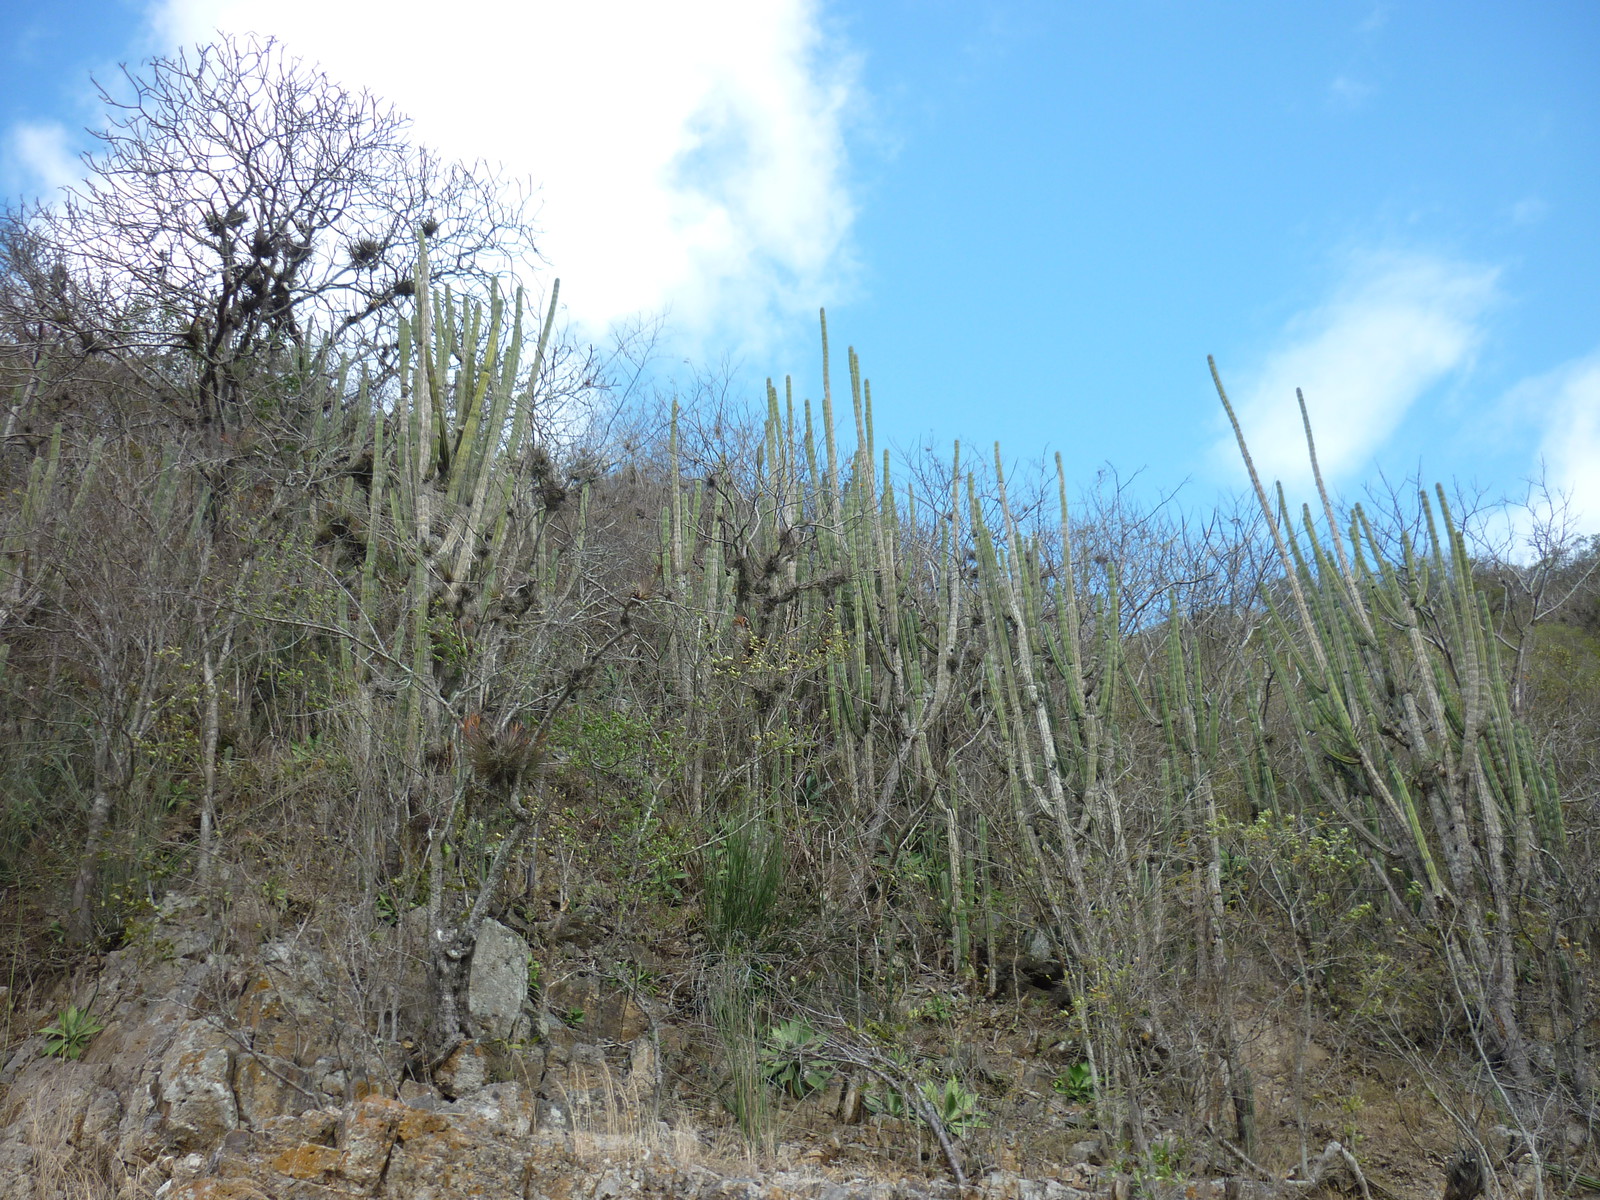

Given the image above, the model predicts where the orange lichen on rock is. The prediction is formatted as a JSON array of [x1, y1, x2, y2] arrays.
[[269, 1141, 341, 1180], [397, 1108, 449, 1140]]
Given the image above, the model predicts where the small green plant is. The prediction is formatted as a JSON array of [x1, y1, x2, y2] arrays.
[[760, 1018, 833, 1099], [1130, 1138, 1187, 1188], [1053, 1061, 1094, 1102], [560, 1005, 585, 1027], [921, 1076, 987, 1136], [1337, 1090, 1365, 1145], [865, 1074, 987, 1137], [607, 960, 658, 996], [862, 1045, 916, 1118], [116, 895, 175, 964], [40, 1005, 105, 1060], [865, 1085, 908, 1119], [908, 993, 956, 1023], [526, 957, 542, 995], [261, 876, 289, 913]]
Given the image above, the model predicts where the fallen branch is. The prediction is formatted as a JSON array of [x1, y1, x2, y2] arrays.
[[817, 1038, 966, 1190], [1213, 1130, 1381, 1200]]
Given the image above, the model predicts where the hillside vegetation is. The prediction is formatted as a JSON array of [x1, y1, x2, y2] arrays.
[[0, 35, 1596, 1199]]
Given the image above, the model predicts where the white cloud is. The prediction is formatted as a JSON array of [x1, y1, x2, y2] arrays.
[[143, 0, 860, 355], [1356, 6, 1389, 35], [5, 120, 83, 198], [1514, 352, 1600, 536], [1511, 196, 1549, 226], [1211, 251, 1498, 491], [1327, 75, 1376, 110]]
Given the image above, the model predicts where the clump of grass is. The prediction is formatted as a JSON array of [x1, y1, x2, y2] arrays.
[[698, 806, 790, 1150], [17, 1088, 138, 1198], [706, 954, 770, 1150], [703, 811, 785, 952]]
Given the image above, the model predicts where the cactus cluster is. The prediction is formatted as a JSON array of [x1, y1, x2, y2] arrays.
[[0, 248, 1581, 1149]]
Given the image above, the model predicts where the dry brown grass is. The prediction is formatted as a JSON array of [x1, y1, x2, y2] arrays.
[[6, 1088, 136, 1200]]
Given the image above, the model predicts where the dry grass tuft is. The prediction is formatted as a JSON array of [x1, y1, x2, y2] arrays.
[[10, 1092, 136, 1200]]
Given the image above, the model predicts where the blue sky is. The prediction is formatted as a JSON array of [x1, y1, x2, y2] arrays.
[[3, 1, 1597, 538]]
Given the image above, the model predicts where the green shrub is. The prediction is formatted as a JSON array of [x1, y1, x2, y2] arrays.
[[1053, 1061, 1094, 1102]]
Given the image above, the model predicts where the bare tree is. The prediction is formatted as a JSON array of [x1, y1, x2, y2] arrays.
[[21, 34, 533, 426]]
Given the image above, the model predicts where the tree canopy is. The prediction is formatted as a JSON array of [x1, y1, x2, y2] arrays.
[[8, 34, 532, 426]]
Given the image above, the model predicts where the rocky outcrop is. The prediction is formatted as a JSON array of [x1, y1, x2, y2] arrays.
[[0, 897, 541, 1195], [159, 1088, 1108, 1199], [467, 918, 532, 1041], [0, 899, 730, 1196], [0, 897, 1129, 1199]]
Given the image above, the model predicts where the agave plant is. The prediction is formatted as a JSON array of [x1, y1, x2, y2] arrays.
[[40, 1005, 105, 1061], [760, 1017, 833, 1098]]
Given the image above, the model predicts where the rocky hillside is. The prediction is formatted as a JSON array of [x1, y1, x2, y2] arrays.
[[2, 36, 1597, 1200], [0, 888, 1562, 1200]]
